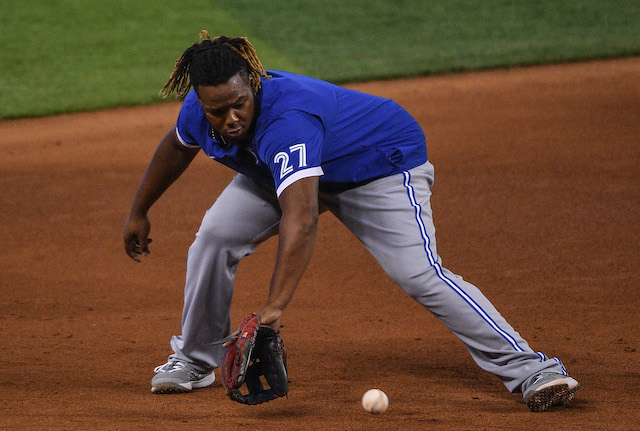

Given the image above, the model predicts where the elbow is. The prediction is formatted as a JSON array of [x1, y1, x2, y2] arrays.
[[287, 204, 318, 239], [297, 210, 318, 237], [306, 212, 319, 235]]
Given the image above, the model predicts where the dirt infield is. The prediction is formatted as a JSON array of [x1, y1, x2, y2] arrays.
[[1, 58, 638, 430]]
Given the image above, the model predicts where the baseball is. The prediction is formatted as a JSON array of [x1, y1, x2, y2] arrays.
[[361, 389, 389, 414]]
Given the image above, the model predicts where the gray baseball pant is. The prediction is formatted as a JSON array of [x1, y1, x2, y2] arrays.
[[167, 161, 567, 392]]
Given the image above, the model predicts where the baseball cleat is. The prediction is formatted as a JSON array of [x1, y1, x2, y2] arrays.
[[523, 372, 580, 412], [151, 360, 215, 394]]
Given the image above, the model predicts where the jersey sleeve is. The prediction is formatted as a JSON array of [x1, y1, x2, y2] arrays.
[[175, 90, 204, 149], [257, 110, 325, 197]]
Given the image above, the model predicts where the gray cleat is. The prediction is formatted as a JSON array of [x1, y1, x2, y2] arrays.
[[151, 360, 215, 394], [523, 372, 580, 412]]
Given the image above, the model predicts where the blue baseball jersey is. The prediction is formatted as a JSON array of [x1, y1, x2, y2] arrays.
[[176, 71, 428, 196]]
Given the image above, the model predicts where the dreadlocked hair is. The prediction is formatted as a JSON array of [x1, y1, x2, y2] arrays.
[[160, 30, 267, 100]]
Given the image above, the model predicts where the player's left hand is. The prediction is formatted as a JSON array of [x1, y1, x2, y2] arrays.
[[258, 304, 283, 331], [220, 313, 289, 405]]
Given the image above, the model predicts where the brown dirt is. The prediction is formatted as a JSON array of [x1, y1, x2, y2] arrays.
[[1, 58, 639, 430]]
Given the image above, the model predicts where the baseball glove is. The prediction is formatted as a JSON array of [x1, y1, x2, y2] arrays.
[[218, 313, 289, 404]]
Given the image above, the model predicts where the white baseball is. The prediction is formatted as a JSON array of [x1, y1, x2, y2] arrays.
[[361, 389, 389, 414]]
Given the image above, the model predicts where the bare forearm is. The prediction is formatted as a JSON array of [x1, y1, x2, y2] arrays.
[[268, 210, 318, 310], [259, 176, 320, 327], [130, 128, 198, 216], [124, 128, 199, 261]]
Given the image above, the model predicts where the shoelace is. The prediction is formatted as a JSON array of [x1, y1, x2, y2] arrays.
[[154, 361, 186, 373]]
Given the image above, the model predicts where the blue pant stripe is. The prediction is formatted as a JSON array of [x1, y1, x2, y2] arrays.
[[553, 357, 568, 375], [402, 171, 525, 353]]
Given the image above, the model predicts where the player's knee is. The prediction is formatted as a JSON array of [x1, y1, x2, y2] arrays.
[[387, 264, 442, 298], [193, 223, 240, 248]]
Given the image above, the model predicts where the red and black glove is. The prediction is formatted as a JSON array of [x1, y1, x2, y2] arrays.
[[219, 313, 289, 404]]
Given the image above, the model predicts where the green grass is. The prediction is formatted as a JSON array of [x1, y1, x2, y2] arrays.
[[0, 0, 296, 118], [224, 0, 640, 81], [1, 0, 639, 119]]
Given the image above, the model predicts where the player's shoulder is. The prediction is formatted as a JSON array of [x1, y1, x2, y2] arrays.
[[254, 109, 322, 154], [176, 89, 209, 145], [178, 90, 206, 123], [181, 89, 201, 110]]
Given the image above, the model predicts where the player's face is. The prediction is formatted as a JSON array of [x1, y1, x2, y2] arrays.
[[197, 73, 256, 144]]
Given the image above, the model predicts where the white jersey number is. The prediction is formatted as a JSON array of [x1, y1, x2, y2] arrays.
[[274, 143, 307, 180]]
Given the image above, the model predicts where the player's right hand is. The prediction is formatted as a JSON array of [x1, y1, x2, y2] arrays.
[[124, 213, 152, 262]]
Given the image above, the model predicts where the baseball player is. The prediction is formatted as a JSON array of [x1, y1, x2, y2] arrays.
[[123, 32, 579, 412]]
